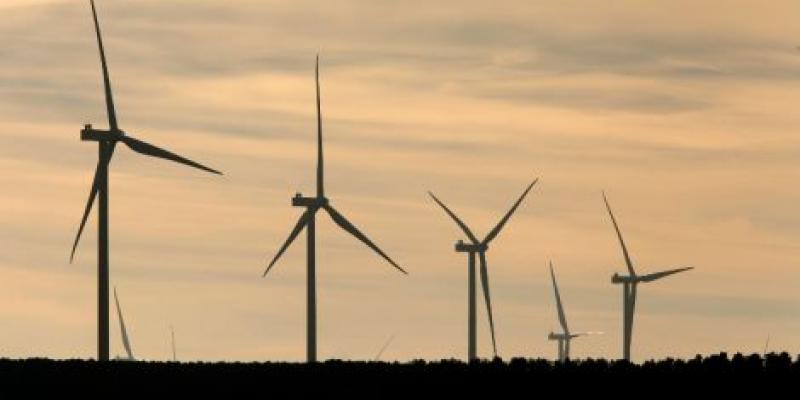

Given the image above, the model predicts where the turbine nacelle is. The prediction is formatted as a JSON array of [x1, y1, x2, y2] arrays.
[[292, 193, 328, 208], [455, 240, 487, 253], [81, 124, 125, 141], [611, 273, 635, 284], [548, 332, 568, 340]]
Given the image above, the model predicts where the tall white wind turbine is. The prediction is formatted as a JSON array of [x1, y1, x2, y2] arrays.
[[547, 262, 599, 362]]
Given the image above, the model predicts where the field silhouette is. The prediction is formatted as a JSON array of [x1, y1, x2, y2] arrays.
[[0, 353, 795, 397]]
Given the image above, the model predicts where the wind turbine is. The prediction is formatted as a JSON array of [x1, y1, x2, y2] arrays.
[[113, 287, 134, 361], [602, 191, 693, 361], [262, 55, 406, 363], [70, 0, 222, 362], [428, 179, 538, 361], [547, 262, 599, 362]]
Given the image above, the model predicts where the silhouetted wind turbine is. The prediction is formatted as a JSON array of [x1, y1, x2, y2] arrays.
[[429, 179, 538, 361], [547, 262, 600, 362], [113, 287, 134, 361], [602, 191, 692, 361], [262, 55, 406, 363], [70, 0, 222, 362]]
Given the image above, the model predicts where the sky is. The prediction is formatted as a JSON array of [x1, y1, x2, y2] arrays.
[[1, 0, 799, 362]]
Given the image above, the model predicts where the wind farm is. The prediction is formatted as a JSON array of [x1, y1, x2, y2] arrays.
[[0, 0, 799, 395]]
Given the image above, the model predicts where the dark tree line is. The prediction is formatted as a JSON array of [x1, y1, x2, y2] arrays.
[[0, 352, 796, 397]]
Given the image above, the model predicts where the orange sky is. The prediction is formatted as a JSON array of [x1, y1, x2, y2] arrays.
[[0, 0, 799, 362]]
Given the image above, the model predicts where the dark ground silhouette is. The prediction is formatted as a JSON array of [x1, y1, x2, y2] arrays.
[[0, 353, 795, 397]]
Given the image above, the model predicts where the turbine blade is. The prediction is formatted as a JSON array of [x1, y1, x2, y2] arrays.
[[171, 325, 177, 361], [113, 287, 134, 360], [315, 54, 324, 198], [478, 252, 497, 357], [90, 0, 117, 130], [70, 142, 116, 263], [483, 178, 538, 245], [263, 210, 312, 276], [580, 331, 604, 336], [639, 267, 693, 282], [70, 164, 102, 262], [602, 191, 636, 276], [549, 262, 570, 335], [323, 204, 407, 274], [427, 191, 479, 244], [373, 334, 396, 362], [120, 135, 222, 175]]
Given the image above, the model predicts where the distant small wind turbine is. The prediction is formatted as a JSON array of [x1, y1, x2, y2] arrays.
[[428, 179, 538, 361], [262, 55, 406, 363], [70, 0, 222, 362], [602, 191, 693, 361], [760, 334, 772, 366], [113, 287, 134, 361], [547, 262, 600, 362]]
